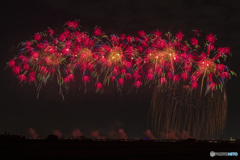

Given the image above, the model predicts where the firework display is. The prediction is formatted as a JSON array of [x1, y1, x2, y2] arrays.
[[6, 20, 235, 95], [6, 20, 236, 139]]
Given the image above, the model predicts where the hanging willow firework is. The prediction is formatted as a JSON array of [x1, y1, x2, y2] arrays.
[[150, 80, 227, 139]]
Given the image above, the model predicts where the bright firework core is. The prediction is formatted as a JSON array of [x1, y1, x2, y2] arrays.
[[149, 47, 176, 64], [107, 46, 123, 64], [198, 57, 216, 74], [77, 48, 93, 62], [148, 47, 177, 73]]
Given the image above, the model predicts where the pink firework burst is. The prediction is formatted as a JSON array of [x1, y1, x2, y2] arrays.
[[118, 78, 124, 86], [13, 66, 21, 75], [8, 59, 15, 68], [18, 74, 27, 82], [94, 27, 101, 36], [33, 32, 41, 42], [206, 33, 216, 43], [96, 82, 103, 91], [133, 81, 142, 88], [66, 20, 79, 29]]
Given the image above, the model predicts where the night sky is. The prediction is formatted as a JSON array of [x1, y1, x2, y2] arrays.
[[1, 0, 240, 139]]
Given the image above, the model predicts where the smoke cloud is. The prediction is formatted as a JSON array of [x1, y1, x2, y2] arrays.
[[160, 130, 192, 139], [108, 129, 127, 139], [109, 130, 118, 138], [118, 129, 127, 139], [53, 130, 63, 139], [28, 128, 38, 139], [165, 131, 178, 139], [71, 129, 82, 138], [160, 131, 178, 139], [91, 130, 105, 139], [180, 130, 192, 139], [144, 129, 155, 139]]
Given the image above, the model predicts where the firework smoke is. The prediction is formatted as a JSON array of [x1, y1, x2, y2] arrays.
[[71, 129, 82, 138], [159, 130, 191, 139], [53, 130, 63, 139], [180, 130, 192, 139], [160, 131, 178, 139], [118, 129, 127, 139], [109, 129, 127, 139], [28, 128, 38, 139], [91, 130, 105, 139], [109, 130, 118, 139], [144, 130, 155, 139]]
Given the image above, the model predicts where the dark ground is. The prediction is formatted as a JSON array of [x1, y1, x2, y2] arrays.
[[0, 140, 240, 160]]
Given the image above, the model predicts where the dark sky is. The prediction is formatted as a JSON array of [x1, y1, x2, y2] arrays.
[[1, 0, 240, 139]]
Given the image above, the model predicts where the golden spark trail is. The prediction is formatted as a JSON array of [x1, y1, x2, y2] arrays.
[[200, 69, 207, 96], [150, 82, 227, 139]]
